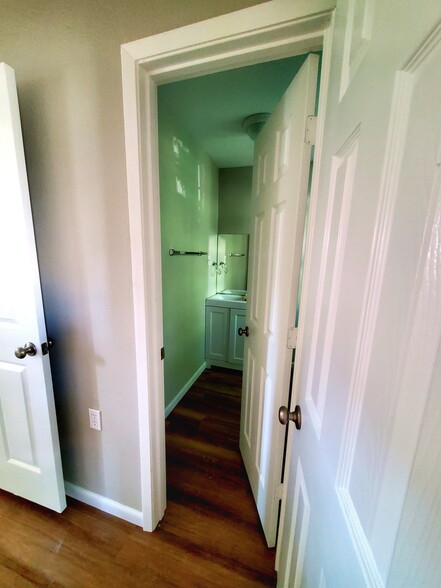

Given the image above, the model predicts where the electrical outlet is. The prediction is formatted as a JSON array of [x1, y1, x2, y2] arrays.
[[88, 408, 102, 431]]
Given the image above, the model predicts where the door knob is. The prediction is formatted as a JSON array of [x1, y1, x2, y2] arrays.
[[14, 342, 37, 359], [278, 405, 302, 430], [238, 326, 249, 337]]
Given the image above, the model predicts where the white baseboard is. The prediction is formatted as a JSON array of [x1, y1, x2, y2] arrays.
[[165, 361, 206, 418], [64, 482, 143, 527]]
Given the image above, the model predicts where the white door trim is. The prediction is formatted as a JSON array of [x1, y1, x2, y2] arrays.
[[120, 0, 335, 532]]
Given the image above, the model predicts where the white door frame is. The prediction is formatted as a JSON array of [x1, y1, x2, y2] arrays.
[[121, 0, 335, 532]]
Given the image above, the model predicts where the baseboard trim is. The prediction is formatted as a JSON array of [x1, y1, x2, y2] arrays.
[[64, 482, 143, 527], [165, 361, 206, 418]]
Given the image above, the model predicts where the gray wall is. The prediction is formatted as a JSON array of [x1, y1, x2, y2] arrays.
[[0, 0, 266, 511], [218, 167, 253, 234]]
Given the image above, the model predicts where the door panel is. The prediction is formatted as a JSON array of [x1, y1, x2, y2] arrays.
[[0, 365, 38, 466], [240, 54, 318, 547], [277, 458, 311, 588], [305, 127, 360, 437], [0, 63, 65, 512], [205, 306, 229, 362], [277, 1, 441, 586], [229, 310, 246, 364]]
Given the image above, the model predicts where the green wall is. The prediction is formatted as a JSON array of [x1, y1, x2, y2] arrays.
[[158, 105, 219, 411], [218, 167, 253, 234]]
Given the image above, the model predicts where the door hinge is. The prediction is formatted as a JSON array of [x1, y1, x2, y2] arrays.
[[305, 115, 317, 145], [160, 347, 165, 360], [275, 483, 284, 500], [287, 327, 297, 349]]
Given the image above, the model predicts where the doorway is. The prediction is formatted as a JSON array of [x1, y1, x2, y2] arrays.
[[121, 2, 333, 533], [157, 56, 315, 551], [157, 55, 310, 417]]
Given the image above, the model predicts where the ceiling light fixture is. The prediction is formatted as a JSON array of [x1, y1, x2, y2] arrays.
[[242, 112, 270, 141]]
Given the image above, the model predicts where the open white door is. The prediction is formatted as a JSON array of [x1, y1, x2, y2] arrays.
[[240, 54, 318, 548], [0, 63, 66, 512], [277, 0, 441, 585]]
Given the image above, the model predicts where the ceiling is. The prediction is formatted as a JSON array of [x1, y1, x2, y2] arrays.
[[157, 54, 311, 169]]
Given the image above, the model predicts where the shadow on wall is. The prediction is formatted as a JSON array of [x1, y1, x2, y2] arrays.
[[17, 55, 140, 506]]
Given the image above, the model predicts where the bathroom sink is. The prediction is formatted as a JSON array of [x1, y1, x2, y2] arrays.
[[206, 293, 247, 309], [220, 289, 247, 296], [213, 294, 243, 301]]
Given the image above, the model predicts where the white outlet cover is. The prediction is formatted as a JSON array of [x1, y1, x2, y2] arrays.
[[89, 408, 102, 431]]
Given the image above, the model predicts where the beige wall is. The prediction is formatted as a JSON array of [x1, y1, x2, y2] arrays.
[[0, 0, 267, 511]]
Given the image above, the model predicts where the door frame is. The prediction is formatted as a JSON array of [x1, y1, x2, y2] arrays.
[[121, 0, 335, 532]]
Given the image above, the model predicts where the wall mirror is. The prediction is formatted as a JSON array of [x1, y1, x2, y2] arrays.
[[215, 233, 249, 293]]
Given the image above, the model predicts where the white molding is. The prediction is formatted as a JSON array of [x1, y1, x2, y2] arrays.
[[64, 482, 143, 527], [165, 362, 206, 418], [121, 0, 335, 534], [123, 0, 335, 65]]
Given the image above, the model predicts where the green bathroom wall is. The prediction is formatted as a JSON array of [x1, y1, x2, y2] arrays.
[[218, 167, 253, 234], [158, 105, 219, 412]]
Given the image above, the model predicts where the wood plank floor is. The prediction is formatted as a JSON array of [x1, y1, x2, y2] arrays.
[[0, 368, 276, 587]]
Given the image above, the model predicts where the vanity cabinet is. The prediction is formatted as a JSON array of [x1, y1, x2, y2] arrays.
[[205, 305, 246, 370]]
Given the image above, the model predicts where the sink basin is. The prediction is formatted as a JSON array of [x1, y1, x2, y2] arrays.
[[220, 289, 247, 296], [206, 293, 247, 309], [213, 294, 243, 301]]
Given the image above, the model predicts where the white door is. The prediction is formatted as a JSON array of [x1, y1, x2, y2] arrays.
[[0, 63, 66, 512], [277, 0, 441, 585], [240, 54, 318, 548]]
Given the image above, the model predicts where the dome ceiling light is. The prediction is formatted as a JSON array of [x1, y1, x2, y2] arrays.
[[242, 113, 270, 141]]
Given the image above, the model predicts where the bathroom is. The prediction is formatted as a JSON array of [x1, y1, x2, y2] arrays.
[[158, 54, 314, 416]]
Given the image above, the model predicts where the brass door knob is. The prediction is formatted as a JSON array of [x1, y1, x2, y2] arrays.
[[15, 342, 37, 359], [238, 326, 249, 337], [278, 405, 302, 430]]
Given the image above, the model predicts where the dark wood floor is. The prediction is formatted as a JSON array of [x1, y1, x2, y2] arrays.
[[0, 368, 276, 587]]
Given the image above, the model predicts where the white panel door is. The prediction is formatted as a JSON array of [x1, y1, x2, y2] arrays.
[[0, 63, 66, 512], [240, 54, 318, 548], [277, 1, 441, 586]]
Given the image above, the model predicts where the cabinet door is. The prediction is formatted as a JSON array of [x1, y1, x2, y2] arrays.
[[229, 309, 246, 365], [205, 306, 229, 361]]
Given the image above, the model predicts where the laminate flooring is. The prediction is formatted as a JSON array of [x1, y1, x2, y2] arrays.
[[0, 367, 276, 587]]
